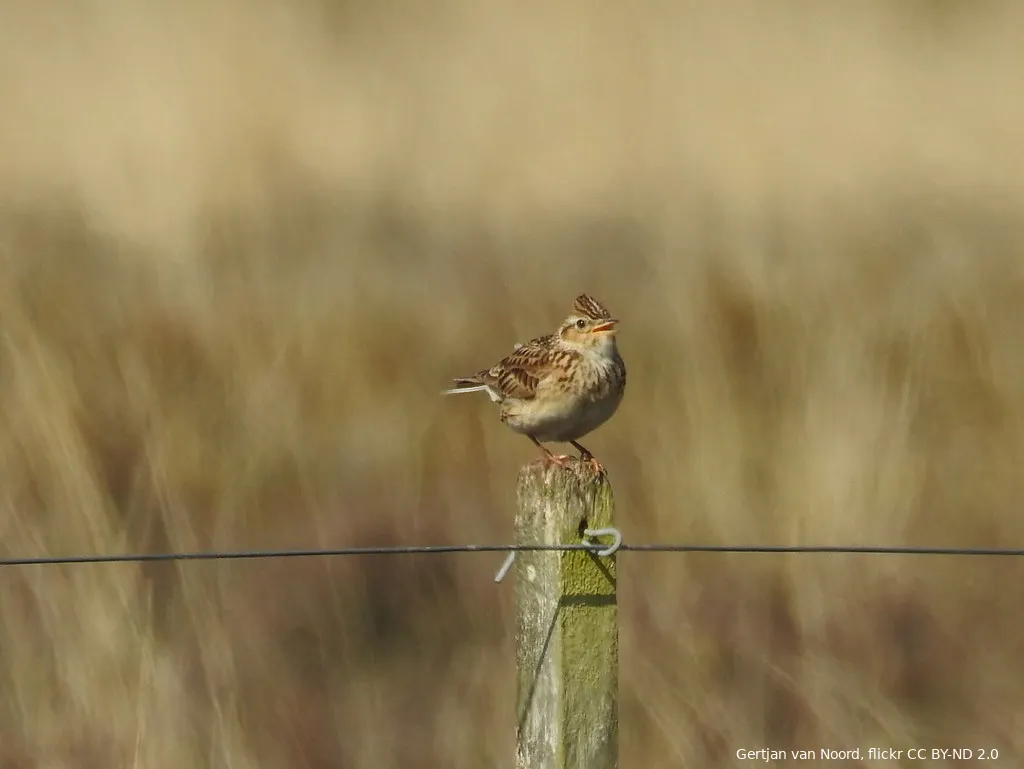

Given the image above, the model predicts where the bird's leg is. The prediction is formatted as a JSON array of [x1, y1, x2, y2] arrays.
[[569, 440, 605, 474], [529, 435, 572, 467]]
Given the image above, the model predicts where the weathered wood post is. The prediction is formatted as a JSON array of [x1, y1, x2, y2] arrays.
[[514, 459, 618, 769]]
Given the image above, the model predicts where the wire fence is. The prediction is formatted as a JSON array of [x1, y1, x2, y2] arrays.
[[2, 541, 1023, 567]]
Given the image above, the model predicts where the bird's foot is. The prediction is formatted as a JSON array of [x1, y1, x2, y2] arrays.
[[570, 442, 606, 475], [542, 452, 575, 468], [529, 436, 575, 468]]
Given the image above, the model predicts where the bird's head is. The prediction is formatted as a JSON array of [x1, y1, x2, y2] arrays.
[[557, 294, 619, 353]]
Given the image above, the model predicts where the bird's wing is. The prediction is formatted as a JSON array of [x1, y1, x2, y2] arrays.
[[475, 334, 561, 401]]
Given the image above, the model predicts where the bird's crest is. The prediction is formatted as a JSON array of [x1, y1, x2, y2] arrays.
[[573, 294, 612, 321]]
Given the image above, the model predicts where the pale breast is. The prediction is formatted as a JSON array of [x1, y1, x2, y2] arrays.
[[502, 351, 625, 442]]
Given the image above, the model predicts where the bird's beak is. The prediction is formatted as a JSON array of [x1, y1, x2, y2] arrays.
[[591, 319, 618, 334]]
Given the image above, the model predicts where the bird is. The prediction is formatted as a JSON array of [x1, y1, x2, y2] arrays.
[[442, 294, 626, 473]]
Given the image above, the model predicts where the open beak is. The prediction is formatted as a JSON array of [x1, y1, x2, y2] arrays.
[[591, 319, 619, 334]]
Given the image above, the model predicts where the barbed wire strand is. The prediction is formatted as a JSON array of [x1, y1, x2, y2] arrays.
[[1, 542, 1023, 568]]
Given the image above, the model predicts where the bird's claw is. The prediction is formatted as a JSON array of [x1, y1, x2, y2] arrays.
[[573, 449, 605, 475], [544, 453, 574, 468]]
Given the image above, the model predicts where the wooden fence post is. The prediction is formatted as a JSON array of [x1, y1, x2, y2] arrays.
[[514, 459, 618, 769]]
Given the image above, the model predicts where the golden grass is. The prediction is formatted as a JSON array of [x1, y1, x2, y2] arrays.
[[2, 0, 1024, 765]]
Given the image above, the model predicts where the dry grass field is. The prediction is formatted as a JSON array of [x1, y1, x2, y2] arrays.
[[2, 0, 1024, 766]]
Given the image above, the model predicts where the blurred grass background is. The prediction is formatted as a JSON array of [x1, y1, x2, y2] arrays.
[[2, 0, 1024, 766]]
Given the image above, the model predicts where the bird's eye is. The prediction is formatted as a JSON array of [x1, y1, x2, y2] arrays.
[[575, 319, 587, 329]]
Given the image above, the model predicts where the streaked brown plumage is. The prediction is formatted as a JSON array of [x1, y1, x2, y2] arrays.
[[443, 294, 626, 471]]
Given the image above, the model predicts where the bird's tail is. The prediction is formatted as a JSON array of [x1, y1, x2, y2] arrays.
[[441, 377, 486, 395], [441, 378, 500, 401], [441, 385, 490, 396]]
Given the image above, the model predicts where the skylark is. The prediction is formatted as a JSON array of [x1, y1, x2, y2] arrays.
[[443, 294, 626, 472]]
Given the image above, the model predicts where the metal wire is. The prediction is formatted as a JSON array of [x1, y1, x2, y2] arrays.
[[621, 544, 1024, 555], [0, 542, 1022, 567]]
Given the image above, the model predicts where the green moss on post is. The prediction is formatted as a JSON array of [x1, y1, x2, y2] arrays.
[[514, 459, 618, 769]]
